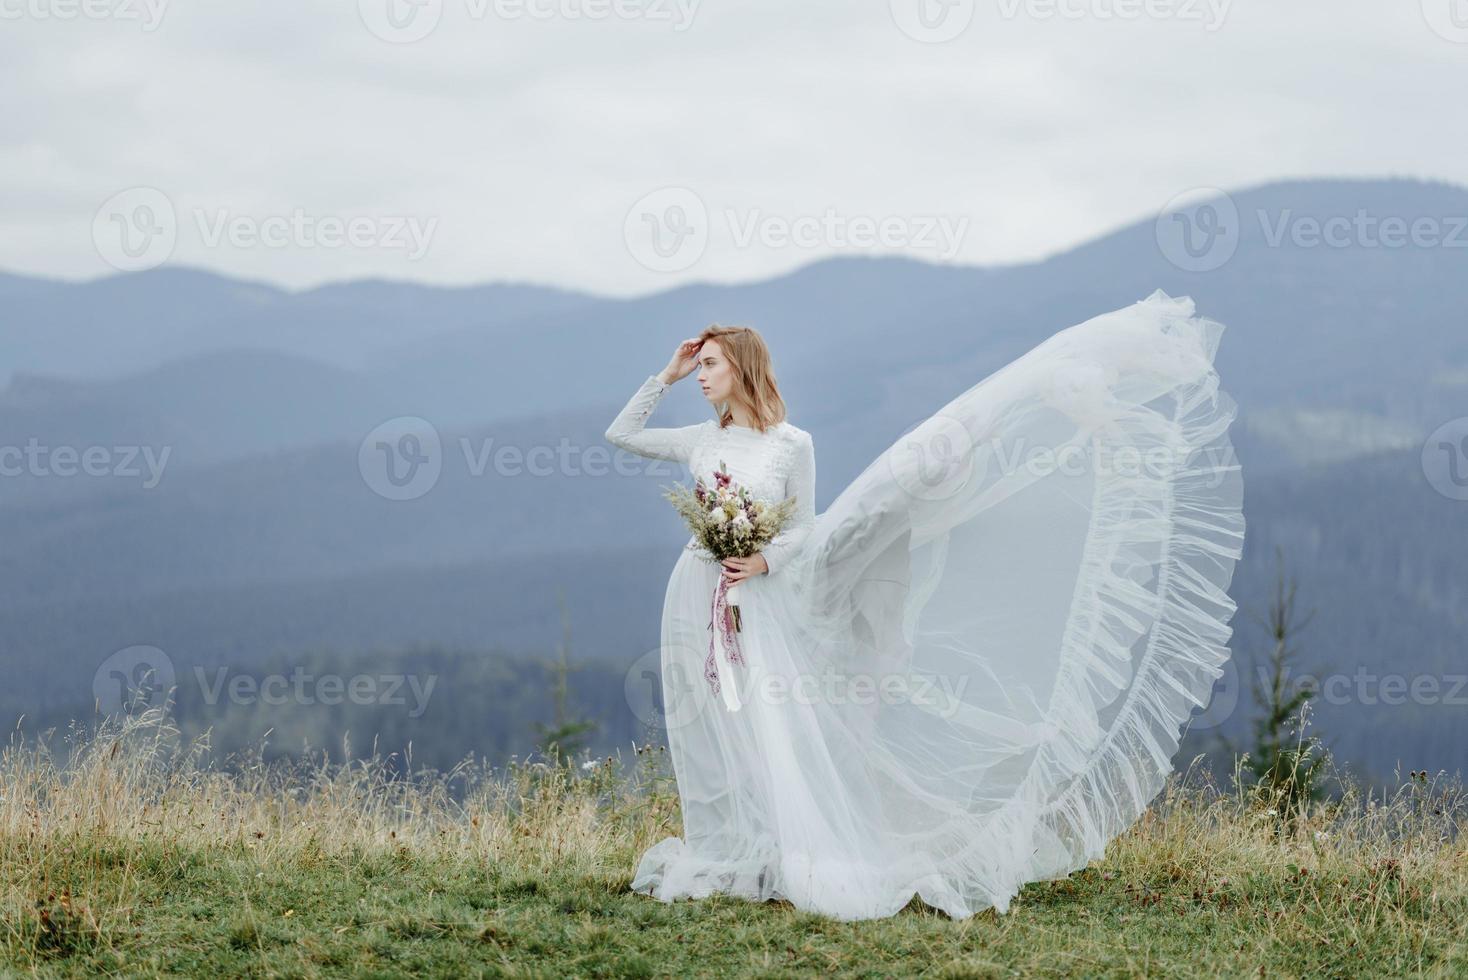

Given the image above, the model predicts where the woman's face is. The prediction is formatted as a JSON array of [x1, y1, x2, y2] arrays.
[[697, 339, 736, 407]]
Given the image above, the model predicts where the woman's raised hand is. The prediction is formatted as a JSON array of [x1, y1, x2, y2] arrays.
[[661, 338, 703, 384]]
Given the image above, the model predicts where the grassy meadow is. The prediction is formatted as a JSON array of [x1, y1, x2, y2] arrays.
[[1, 707, 1465, 978]]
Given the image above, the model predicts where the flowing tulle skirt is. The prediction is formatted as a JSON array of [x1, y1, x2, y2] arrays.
[[631, 290, 1245, 920]]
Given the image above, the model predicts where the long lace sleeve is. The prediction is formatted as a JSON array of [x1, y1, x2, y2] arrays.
[[759, 430, 815, 577], [604, 374, 704, 464]]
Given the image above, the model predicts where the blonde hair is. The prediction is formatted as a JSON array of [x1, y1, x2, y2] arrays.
[[698, 324, 787, 433]]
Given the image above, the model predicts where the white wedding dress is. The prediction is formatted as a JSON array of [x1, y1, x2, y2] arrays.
[[605, 290, 1245, 921]]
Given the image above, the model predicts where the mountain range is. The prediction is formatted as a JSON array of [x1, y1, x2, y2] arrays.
[[2, 175, 1464, 784]]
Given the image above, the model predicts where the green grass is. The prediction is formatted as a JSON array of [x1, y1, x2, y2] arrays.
[[2, 710, 1465, 977]]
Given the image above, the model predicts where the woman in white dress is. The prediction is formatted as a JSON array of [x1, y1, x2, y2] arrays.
[[604, 290, 1245, 921]]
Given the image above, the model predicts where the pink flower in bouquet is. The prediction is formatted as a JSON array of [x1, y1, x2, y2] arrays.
[[660, 461, 800, 706]]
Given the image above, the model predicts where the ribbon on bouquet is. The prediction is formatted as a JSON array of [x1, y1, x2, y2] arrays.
[[704, 574, 747, 712]]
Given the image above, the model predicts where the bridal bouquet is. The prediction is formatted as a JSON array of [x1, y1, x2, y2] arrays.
[[662, 461, 797, 709]]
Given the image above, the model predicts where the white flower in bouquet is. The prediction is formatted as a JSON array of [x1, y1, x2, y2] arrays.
[[659, 457, 802, 710], [660, 459, 799, 566]]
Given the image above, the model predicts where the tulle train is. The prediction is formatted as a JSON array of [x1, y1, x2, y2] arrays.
[[632, 290, 1245, 920]]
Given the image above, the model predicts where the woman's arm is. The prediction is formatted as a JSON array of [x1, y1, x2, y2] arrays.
[[603, 373, 704, 464], [758, 429, 815, 576]]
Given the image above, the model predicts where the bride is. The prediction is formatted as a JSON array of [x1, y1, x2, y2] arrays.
[[604, 290, 1245, 921]]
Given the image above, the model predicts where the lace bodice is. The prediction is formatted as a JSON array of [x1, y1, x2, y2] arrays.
[[604, 374, 816, 575]]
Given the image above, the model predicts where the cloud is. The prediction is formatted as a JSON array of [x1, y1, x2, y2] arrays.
[[0, 0, 1462, 294]]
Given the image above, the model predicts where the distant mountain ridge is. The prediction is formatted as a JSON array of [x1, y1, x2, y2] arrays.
[[3, 176, 1464, 473], [3, 175, 1465, 782]]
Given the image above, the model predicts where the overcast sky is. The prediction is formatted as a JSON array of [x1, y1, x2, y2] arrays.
[[1, 0, 1464, 296]]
